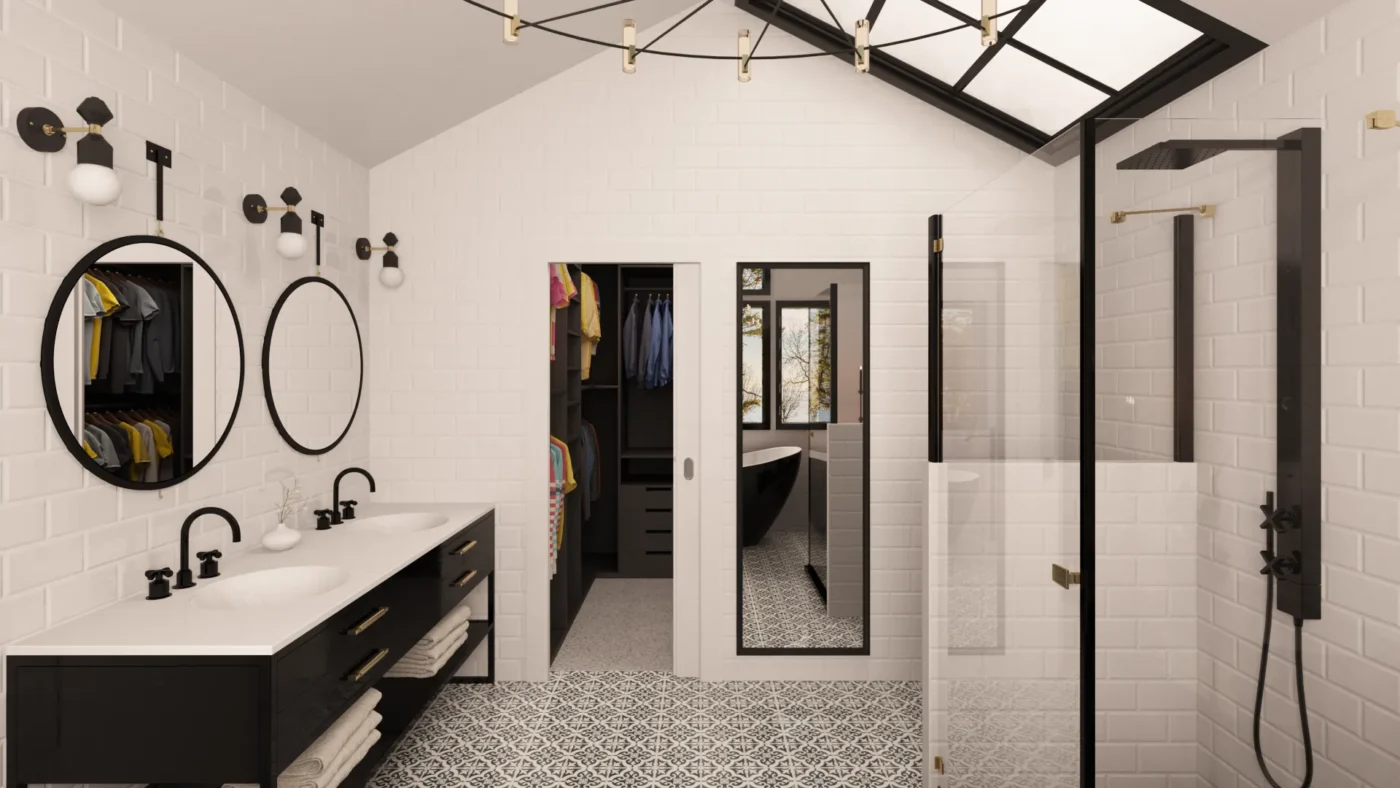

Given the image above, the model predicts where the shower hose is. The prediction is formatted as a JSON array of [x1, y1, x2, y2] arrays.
[[1253, 525, 1314, 788]]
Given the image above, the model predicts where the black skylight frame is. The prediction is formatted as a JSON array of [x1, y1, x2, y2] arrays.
[[735, 0, 1264, 160]]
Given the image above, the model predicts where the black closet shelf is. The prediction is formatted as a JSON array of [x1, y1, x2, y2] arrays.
[[582, 384, 619, 390]]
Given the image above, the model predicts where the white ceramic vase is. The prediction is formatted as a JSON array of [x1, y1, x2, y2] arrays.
[[262, 521, 302, 552]]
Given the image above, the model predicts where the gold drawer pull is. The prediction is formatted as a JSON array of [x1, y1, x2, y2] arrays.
[[347, 648, 389, 682], [451, 569, 479, 588], [346, 606, 389, 636], [451, 539, 479, 556]]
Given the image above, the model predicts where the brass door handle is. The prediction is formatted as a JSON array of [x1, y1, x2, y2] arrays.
[[347, 648, 389, 681], [451, 569, 479, 588], [346, 606, 389, 636], [451, 539, 479, 556], [1052, 564, 1082, 589]]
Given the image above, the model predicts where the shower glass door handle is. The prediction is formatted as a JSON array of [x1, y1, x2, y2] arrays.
[[1052, 564, 1082, 590]]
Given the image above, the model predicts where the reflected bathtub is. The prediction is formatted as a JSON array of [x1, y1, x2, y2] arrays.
[[741, 446, 802, 547]]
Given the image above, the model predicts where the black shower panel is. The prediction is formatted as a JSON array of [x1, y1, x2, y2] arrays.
[[1118, 128, 1323, 621], [1272, 128, 1322, 620]]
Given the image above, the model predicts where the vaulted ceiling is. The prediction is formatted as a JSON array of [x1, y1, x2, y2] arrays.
[[101, 0, 1350, 166]]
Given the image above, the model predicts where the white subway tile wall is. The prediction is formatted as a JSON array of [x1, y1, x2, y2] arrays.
[[1094, 0, 1400, 784], [367, 3, 1053, 681], [0, 0, 370, 779]]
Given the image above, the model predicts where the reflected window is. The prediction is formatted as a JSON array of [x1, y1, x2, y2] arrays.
[[741, 267, 770, 294], [778, 302, 834, 427], [741, 302, 769, 429]]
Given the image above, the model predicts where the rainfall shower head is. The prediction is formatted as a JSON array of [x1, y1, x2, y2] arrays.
[[1117, 139, 1291, 170]]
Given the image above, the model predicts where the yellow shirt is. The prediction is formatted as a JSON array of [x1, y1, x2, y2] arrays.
[[144, 421, 174, 459], [579, 273, 601, 380], [83, 441, 98, 460], [83, 274, 121, 380]]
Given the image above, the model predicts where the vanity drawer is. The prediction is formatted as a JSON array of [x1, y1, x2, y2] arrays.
[[619, 483, 672, 513], [273, 575, 434, 770], [439, 514, 495, 576]]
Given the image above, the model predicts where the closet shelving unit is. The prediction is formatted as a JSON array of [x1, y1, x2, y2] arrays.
[[83, 262, 196, 479], [551, 265, 675, 661]]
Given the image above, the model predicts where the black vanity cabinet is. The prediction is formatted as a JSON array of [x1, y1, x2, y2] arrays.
[[6, 510, 495, 788]]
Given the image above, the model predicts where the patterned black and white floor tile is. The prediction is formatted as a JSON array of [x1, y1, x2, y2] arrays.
[[741, 522, 862, 649], [369, 672, 921, 788]]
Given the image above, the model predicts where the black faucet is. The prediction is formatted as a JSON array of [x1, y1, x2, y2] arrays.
[[175, 507, 242, 590], [332, 467, 376, 525]]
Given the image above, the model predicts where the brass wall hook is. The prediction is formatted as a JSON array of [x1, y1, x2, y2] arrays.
[[1366, 110, 1397, 130]]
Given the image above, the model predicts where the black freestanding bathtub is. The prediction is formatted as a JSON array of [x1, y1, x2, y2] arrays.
[[741, 446, 802, 547]]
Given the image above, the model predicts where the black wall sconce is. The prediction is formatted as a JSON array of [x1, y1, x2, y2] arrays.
[[243, 187, 307, 259], [357, 233, 402, 288], [17, 97, 121, 205]]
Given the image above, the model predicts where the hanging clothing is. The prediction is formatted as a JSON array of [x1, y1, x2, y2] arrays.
[[83, 274, 120, 381], [622, 295, 642, 380], [579, 272, 601, 380], [548, 435, 577, 578], [579, 420, 601, 521], [637, 298, 655, 388], [549, 264, 578, 361], [648, 298, 672, 388]]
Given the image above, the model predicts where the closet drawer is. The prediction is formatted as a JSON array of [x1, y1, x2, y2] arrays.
[[620, 505, 672, 579], [620, 484, 672, 513]]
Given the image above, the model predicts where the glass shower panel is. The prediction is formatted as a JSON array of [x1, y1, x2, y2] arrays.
[[930, 126, 1083, 787]]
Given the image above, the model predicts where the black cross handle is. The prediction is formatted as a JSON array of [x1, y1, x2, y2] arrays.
[[1259, 491, 1298, 532]]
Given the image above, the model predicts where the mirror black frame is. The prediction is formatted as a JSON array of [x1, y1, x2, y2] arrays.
[[735, 262, 871, 656], [40, 235, 246, 491], [262, 276, 363, 456]]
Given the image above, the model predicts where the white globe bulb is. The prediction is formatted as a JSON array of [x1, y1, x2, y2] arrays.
[[67, 163, 121, 206], [276, 232, 307, 260], [379, 265, 405, 288]]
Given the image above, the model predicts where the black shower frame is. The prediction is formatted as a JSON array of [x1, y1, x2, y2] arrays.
[[736, 262, 871, 657]]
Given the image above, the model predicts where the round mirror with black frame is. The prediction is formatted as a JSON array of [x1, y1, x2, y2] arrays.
[[262, 276, 363, 455], [41, 235, 246, 491]]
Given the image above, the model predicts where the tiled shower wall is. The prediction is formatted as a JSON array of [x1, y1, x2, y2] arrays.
[[0, 0, 370, 778], [1093, 0, 1400, 783]]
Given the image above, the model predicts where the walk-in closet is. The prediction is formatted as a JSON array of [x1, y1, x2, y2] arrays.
[[550, 264, 675, 670]]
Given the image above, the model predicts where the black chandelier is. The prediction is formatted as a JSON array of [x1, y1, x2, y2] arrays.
[[462, 0, 1022, 79]]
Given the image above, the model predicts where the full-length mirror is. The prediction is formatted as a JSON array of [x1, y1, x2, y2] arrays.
[[41, 236, 245, 490], [736, 263, 869, 653], [263, 277, 363, 454]]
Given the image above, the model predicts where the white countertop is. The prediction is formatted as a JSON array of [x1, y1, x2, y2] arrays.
[[7, 502, 493, 657], [809, 451, 828, 462]]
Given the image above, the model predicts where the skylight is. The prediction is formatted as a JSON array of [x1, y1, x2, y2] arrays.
[[737, 0, 1263, 153]]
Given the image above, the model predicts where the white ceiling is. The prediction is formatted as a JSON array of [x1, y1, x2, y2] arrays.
[[101, 0, 697, 165], [101, 0, 1352, 166]]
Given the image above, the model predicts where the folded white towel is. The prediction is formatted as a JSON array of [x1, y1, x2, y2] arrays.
[[327, 729, 381, 788], [284, 687, 380, 777], [385, 628, 469, 678], [419, 599, 473, 648], [398, 619, 470, 665], [223, 706, 383, 788]]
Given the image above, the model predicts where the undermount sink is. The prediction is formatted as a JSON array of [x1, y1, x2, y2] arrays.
[[195, 566, 350, 609], [339, 512, 449, 534]]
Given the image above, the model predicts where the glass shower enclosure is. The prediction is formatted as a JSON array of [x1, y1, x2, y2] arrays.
[[927, 115, 1322, 787]]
